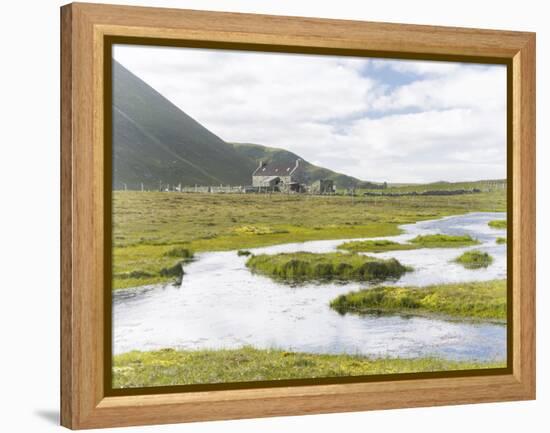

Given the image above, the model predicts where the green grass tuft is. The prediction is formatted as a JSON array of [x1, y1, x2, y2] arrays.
[[409, 234, 479, 248], [163, 247, 194, 259], [488, 219, 507, 229], [246, 252, 411, 282], [330, 279, 506, 320], [337, 239, 418, 253], [496, 237, 507, 244], [454, 250, 493, 269], [112, 346, 505, 388], [237, 250, 252, 256]]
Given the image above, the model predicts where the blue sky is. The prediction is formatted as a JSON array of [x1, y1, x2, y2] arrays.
[[114, 45, 506, 183]]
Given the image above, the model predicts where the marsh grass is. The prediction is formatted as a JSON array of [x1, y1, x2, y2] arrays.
[[113, 246, 194, 289], [409, 234, 479, 248], [338, 234, 486, 253], [112, 190, 505, 289], [246, 252, 411, 282], [496, 237, 507, 244], [330, 279, 506, 320], [337, 239, 418, 253], [488, 219, 507, 229], [234, 225, 289, 235], [112, 346, 505, 388], [454, 250, 494, 269], [163, 247, 194, 259]]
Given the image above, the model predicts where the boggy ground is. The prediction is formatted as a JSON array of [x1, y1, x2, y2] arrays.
[[337, 234, 479, 253], [245, 252, 411, 282], [111, 189, 507, 386], [112, 346, 505, 388], [112, 189, 505, 289], [330, 280, 506, 321]]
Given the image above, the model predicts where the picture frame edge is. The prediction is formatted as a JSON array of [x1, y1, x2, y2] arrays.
[[60, 2, 536, 429]]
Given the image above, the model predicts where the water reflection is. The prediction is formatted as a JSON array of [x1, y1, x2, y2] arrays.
[[113, 212, 507, 362]]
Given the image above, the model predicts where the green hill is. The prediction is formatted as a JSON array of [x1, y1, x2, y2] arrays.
[[113, 61, 253, 189], [112, 61, 375, 190]]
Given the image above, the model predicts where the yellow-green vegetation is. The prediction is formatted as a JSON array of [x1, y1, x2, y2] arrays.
[[361, 179, 506, 194], [330, 280, 506, 321], [454, 250, 494, 269], [112, 189, 505, 289], [337, 239, 419, 253], [496, 237, 507, 244], [113, 247, 194, 289], [488, 219, 507, 229], [409, 234, 479, 248], [246, 252, 411, 282], [113, 346, 504, 388], [338, 235, 481, 253]]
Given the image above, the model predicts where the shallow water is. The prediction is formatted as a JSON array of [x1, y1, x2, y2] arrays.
[[113, 212, 507, 362]]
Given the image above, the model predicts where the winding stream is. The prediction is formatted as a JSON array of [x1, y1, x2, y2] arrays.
[[113, 212, 507, 362]]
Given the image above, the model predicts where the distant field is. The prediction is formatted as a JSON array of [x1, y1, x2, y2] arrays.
[[360, 179, 506, 194], [112, 188, 506, 289]]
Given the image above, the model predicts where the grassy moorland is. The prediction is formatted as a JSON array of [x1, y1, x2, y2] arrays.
[[112, 346, 504, 388], [112, 189, 505, 289], [330, 280, 506, 321], [488, 219, 507, 229], [361, 179, 507, 194], [245, 252, 411, 282], [454, 250, 494, 269]]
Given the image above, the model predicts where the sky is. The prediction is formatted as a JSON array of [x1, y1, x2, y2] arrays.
[[113, 44, 507, 184]]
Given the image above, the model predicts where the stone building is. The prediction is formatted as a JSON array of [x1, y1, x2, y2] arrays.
[[252, 159, 304, 192], [309, 179, 335, 194]]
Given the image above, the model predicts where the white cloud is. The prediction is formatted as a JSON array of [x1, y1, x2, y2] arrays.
[[372, 58, 462, 76], [372, 65, 506, 112], [113, 45, 506, 183]]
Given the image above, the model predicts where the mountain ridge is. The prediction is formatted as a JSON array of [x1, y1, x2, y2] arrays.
[[112, 60, 375, 190]]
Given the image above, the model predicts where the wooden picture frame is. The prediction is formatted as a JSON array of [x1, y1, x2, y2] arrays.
[[61, 2, 536, 429]]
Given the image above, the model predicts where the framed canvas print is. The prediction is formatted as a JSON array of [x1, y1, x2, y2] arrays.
[[60, 3, 536, 429]]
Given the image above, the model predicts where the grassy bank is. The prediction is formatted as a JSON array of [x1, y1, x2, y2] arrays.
[[112, 346, 504, 388], [112, 190, 505, 289], [113, 247, 194, 288], [488, 219, 507, 229], [246, 252, 411, 282], [330, 280, 506, 321], [337, 235, 479, 253], [337, 239, 418, 253], [409, 234, 479, 248], [454, 250, 493, 269]]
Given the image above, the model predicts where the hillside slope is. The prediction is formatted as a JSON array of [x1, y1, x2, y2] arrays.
[[112, 61, 375, 190], [112, 61, 253, 188]]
